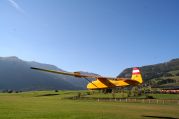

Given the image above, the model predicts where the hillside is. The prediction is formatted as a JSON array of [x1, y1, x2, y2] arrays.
[[1, 56, 179, 90], [0, 56, 98, 91], [118, 58, 179, 87]]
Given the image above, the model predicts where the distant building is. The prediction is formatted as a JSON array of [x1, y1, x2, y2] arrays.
[[160, 87, 179, 94]]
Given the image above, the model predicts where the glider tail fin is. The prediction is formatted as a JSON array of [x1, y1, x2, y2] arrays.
[[131, 68, 143, 84]]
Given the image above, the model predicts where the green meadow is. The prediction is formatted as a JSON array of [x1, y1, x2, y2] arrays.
[[0, 91, 179, 119]]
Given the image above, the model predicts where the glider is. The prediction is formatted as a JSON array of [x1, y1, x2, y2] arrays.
[[31, 67, 143, 90]]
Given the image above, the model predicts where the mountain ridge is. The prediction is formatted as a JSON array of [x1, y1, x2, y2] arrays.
[[0, 56, 97, 91], [118, 58, 179, 87], [1, 56, 179, 90]]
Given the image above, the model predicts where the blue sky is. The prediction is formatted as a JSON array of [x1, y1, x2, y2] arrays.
[[0, 0, 179, 76]]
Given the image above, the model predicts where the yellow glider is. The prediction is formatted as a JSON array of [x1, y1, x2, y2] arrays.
[[31, 67, 143, 90]]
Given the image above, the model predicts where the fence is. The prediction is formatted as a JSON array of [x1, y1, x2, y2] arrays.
[[73, 97, 179, 105]]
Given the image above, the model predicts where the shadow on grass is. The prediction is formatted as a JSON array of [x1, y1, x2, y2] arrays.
[[142, 115, 179, 119], [35, 94, 59, 97]]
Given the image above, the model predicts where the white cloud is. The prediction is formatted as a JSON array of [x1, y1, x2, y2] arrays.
[[7, 0, 25, 14]]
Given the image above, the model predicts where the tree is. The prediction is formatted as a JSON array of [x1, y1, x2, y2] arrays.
[[176, 72, 179, 76]]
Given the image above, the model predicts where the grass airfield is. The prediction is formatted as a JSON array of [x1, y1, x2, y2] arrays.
[[0, 91, 179, 119]]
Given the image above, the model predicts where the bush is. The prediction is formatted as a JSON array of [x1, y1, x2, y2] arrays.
[[163, 73, 173, 77], [2, 90, 8, 93], [15, 91, 19, 93], [112, 93, 115, 99], [54, 90, 59, 92], [146, 95, 155, 99], [86, 92, 91, 95], [157, 78, 175, 85], [8, 90, 13, 93], [77, 92, 81, 98], [176, 72, 179, 76]]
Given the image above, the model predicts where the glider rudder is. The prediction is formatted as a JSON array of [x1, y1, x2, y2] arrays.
[[131, 68, 143, 84]]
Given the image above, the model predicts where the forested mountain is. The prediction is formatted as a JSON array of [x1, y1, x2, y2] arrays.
[[118, 58, 179, 87]]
